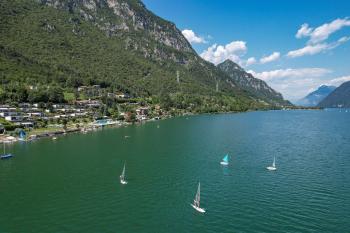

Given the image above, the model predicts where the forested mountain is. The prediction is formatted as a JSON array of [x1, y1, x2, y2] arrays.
[[0, 0, 291, 111], [318, 81, 350, 108], [217, 60, 290, 106]]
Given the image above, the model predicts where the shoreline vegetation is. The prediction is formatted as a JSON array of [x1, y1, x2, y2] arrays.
[[0, 106, 322, 145]]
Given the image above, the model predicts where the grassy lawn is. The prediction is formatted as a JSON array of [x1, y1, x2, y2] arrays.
[[28, 126, 63, 136], [64, 92, 75, 102]]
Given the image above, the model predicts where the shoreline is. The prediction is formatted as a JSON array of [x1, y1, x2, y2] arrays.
[[0, 108, 323, 144]]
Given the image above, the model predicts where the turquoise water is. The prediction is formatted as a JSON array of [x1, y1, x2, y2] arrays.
[[1, 110, 350, 232]]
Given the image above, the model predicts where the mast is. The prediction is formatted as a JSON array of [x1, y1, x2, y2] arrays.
[[197, 182, 200, 206], [121, 163, 126, 180], [194, 182, 200, 207]]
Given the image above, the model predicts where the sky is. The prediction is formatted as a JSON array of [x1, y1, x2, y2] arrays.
[[142, 0, 350, 102]]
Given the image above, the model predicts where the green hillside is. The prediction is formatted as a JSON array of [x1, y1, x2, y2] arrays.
[[0, 0, 288, 112]]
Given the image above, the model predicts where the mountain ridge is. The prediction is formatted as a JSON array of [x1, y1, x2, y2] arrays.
[[317, 81, 350, 108], [0, 0, 291, 111], [217, 59, 291, 106], [296, 85, 336, 107]]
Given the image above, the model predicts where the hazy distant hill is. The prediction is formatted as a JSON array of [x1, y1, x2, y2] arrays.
[[217, 60, 291, 106], [318, 81, 350, 108], [297, 85, 336, 107]]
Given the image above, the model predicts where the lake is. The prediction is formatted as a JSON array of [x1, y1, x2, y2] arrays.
[[1, 110, 350, 232]]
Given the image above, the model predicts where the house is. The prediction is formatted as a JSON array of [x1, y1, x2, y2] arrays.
[[107, 93, 116, 98], [26, 112, 45, 118], [77, 86, 88, 92], [5, 115, 23, 122], [52, 104, 64, 109], [115, 92, 130, 99], [0, 107, 18, 117], [76, 100, 101, 108], [32, 103, 43, 108], [136, 107, 149, 121], [19, 122, 34, 128], [18, 103, 31, 108], [136, 107, 149, 116]]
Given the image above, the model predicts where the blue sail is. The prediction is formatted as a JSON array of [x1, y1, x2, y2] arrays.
[[19, 130, 26, 139], [223, 154, 229, 162]]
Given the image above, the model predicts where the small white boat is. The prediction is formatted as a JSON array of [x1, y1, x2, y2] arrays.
[[52, 137, 57, 140], [120, 163, 128, 184], [266, 156, 277, 171], [191, 182, 205, 213], [220, 154, 229, 165]]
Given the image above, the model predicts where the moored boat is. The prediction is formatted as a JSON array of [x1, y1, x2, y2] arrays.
[[1, 143, 13, 159]]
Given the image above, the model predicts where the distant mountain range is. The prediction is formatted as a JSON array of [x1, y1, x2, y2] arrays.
[[296, 85, 336, 107], [217, 60, 291, 106], [318, 81, 350, 108]]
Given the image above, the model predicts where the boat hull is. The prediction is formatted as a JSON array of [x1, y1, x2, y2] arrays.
[[120, 176, 128, 184], [266, 166, 277, 171], [220, 161, 229, 165], [191, 204, 206, 213], [1, 154, 13, 159]]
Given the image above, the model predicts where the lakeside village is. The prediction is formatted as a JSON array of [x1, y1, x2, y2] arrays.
[[0, 84, 173, 143]]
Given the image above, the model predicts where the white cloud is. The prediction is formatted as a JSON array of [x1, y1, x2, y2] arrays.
[[248, 68, 331, 81], [296, 23, 313, 38], [246, 57, 257, 66], [200, 41, 247, 65], [182, 29, 206, 44], [260, 52, 280, 64], [296, 18, 350, 44], [287, 44, 328, 58], [247, 68, 333, 101], [308, 18, 350, 44], [338, 36, 350, 43], [287, 36, 350, 58], [326, 75, 350, 86], [289, 18, 350, 58]]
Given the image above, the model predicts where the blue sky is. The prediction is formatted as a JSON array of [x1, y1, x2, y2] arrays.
[[143, 0, 350, 101]]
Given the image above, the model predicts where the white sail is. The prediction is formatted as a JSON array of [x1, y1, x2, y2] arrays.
[[194, 182, 200, 207], [272, 156, 276, 168], [120, 163, 127, 184], [191, 182, 205, 213], [121, 164, 125, 179]]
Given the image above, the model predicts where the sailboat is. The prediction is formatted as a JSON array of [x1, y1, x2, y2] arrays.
[[1, 143, 13, 159], [220, 154, 229, 165], [191, 182, 206, 213], [120, 163, 128, 184], [266, 156, 277, 171], [18, 130, 26, 142]]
